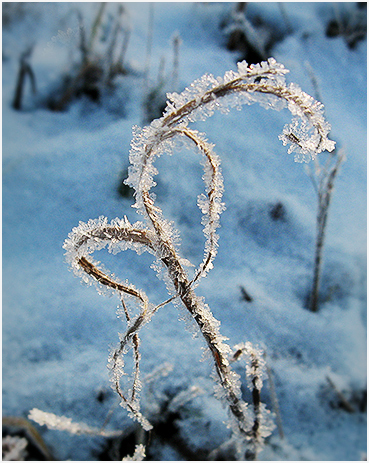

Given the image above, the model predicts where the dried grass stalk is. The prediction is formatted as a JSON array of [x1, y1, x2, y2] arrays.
[[63, 59, 335, 455]]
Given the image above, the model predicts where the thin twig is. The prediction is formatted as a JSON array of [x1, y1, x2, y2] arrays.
[[326, 375, 355, 413]]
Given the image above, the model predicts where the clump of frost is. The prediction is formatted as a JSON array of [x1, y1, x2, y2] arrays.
[[28, 409, 123, 437], [2, 435, 28, 461], [122, 444, 146, 461]]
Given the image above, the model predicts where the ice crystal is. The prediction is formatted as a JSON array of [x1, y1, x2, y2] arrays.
[[2, 435, 28, 461], [122, 444, 146, 461]]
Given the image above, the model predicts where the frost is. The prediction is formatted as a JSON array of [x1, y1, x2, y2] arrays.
[[29, 408, 85, 434], [245, 346, 266, 392], [279, 118, 323, 162], [232, 342, 266, 391], [63, 216, 156, 297], [28, 409, 124, 437], [126, 409, 152, 432], [2, 435, 28, 462], [257, 403, 276, 438], [122, 444, 146, 461]]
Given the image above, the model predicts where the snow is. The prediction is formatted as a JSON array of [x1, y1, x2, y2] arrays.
[[2, 2, 366, 461]]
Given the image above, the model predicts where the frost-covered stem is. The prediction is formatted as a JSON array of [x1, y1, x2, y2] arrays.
[[122, 444, 146, 461], [12, 46, 36, 110], [140, 173, 252, 434], [135, 60, 334, 178], [64, 59, 335, 447], [246, 355, 262, 460], [141, 196, 251, 433], [160, 81, 330, 149], [310, 201, 327, 313], [109, 296, 154, 430], [87, 2, 106, 56], [180, 287, 250, 435], [310, 151, 344, 312], [264, 353, 284, 440], [135, 127, 223, 283], [109, 292, 175, 431], [127, 58, 334, 440], [231, 343, 270, 459], [120, 296, 140, 403], [28, 408, 124, 438], [63, 220, 161, 430], [179, 127, 222, 283]]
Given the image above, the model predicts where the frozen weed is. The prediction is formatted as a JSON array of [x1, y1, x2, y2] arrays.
[[32, 59, 335, 460], [28, 408, 124, 438], [304, 148, 345, 311], [326, 2, 367, 49], [300, 60, 346, 312], [222, 3, 289, 65], [12, 45, 37, 111], [64, 58, 335, 457], [2, 416, 54, 461], [143, 27, 182, 123], [48, 3, 131, 111]]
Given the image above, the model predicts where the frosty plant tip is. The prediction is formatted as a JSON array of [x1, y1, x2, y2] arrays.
[[61, 58, 335, 458]]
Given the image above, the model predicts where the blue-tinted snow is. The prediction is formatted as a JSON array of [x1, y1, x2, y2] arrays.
[[2, 2, 366, 461]]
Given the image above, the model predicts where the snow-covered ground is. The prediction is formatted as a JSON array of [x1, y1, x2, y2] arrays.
[[2, 2, 367, 461]]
